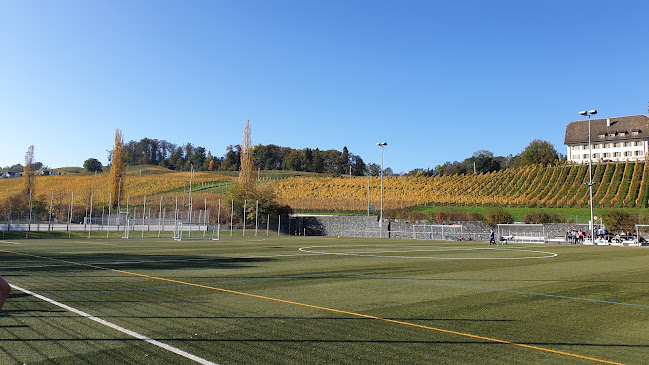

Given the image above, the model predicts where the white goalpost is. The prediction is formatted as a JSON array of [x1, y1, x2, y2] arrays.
[[173, 222, 221, 241], [634, 225, 649, 246], [497, 224, 545, 243], [122, 219, 131, 239], [411, 224, 463, 241]]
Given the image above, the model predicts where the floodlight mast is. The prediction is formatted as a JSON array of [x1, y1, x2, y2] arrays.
[[376, 142, 387, 238], [580, 109, 597, 242]]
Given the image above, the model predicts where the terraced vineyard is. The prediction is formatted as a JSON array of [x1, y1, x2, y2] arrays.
[[2, 162, 649, 215], [271, 161, 649, 211]]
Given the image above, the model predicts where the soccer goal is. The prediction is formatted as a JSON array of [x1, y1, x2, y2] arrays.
[[173, 223, 220, 241], [412, 224, 463, 241], [634, 225, 649, 246], [497, 224, 545, 243]]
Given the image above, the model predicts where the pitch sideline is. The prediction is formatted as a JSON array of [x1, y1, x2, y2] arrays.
[[9, 283, 217, 365]]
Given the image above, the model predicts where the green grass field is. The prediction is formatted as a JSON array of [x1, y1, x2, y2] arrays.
[[1, 235, 648, 364], [410, 204, 649, 224]]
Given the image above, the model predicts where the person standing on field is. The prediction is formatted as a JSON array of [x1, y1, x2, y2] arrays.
[[0, 275, 10, 312], [489, 229, 497, 246]]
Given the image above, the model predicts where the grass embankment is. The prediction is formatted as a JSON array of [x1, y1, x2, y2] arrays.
[[410, 204, 648, 224]]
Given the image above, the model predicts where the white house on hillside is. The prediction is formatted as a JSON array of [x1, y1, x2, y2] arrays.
[[564, 114, 649, 163]]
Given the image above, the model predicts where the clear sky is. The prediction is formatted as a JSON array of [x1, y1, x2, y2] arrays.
[[1, 0, 647, 173]]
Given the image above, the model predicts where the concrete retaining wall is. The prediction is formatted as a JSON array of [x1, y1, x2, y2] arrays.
[[289, 215, 605, 243]]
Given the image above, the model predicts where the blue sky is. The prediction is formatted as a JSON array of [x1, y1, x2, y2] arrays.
[[1, 0, 647, 173]]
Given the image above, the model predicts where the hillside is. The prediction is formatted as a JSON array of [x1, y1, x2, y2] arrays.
[[1, 161, 648, 215], [270, 161, 649, 211]]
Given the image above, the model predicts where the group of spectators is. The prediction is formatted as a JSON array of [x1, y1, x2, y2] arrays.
[[566, 229, 588, 244], [595, 227, 609, 239], [596, 227, 634, 243], [565, 227, 635, 245]]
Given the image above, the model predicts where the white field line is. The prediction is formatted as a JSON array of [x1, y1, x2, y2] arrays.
[[298, 245, 558, 260], [0, 240, 20, 244], [9, 284, 217, 365]]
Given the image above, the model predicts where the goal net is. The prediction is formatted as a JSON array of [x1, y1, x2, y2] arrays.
[[173, 223, 220, 241], [411, 224, 463, 241], [497, 224, 545, 243]]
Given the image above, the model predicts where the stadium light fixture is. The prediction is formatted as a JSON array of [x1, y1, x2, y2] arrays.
[[376, 142, 387, 238], [580, 110, 597, 242]]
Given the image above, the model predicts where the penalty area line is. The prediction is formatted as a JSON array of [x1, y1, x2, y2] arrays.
[[9, 284, 217, 365]]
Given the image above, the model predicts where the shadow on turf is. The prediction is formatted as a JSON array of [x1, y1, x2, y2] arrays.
[[0, 337, 639, 349], [0, 252, 274, 272]]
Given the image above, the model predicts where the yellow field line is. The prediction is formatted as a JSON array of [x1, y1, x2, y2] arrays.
[[0, 249, 623, 365]]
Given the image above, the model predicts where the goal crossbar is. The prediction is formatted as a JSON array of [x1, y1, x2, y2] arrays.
[[497, 224, 545, 243], [174, 222, 220, 241], [411, 224, 463, 241]]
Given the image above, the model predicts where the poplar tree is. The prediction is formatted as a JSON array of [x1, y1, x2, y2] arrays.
[[23, 145, 36, 199], [239, 120, 256, 188], [110, 129, 125, 210]]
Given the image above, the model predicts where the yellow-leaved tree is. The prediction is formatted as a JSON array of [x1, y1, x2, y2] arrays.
[[239, 120, 256, 188], [110, 129, 125, 210], [227, 120, 290, 224]]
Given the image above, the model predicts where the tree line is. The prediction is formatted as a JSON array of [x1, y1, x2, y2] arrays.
[[103, 138, 369, 176], [112, 137, 559, 177], [408, 139, 563, 177], [4, 137, 561, 178]]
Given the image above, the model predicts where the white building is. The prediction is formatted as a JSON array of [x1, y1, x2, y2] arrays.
[[564, 114, 649, 163]]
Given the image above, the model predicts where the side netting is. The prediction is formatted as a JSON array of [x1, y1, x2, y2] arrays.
[[173, 223, 221, 241], [497, 224, 545, 243], [411, 225, 463, 241]]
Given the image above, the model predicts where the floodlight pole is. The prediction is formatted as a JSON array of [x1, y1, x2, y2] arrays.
[[580, 109, 597, 242], [376, 142, 387, 238]]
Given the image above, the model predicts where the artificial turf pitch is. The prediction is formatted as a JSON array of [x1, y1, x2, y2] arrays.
[[1, 236, 648, 364]]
